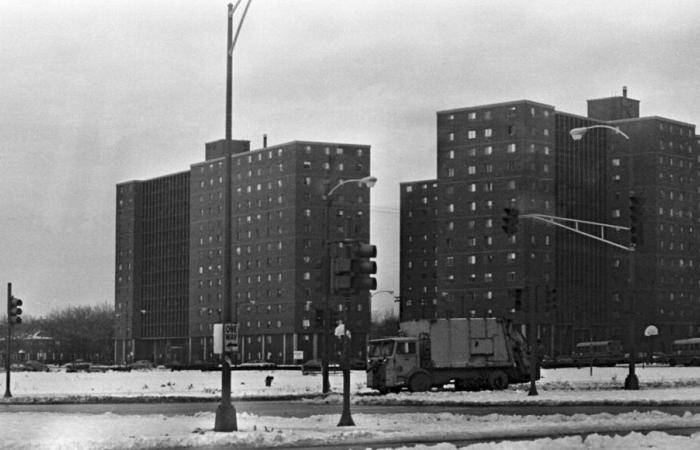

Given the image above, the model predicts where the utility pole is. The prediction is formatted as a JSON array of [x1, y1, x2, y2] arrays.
[[215, 1, 252, 431], [4, 283, 12, 398]]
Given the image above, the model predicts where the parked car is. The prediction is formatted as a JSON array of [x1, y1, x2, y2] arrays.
[[22, 360, 50, 372], [129, 360, 155, 370], [349, 358, 367, 370], [66, 359, 91, 372], [300, 359, 340, 375], [239, 360, 276, 370], [301, 359, 322, 375]]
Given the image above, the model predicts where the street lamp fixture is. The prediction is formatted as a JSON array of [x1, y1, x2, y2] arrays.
[[327, 176, 378, 197], [370, 290, 394, 298], [569, 125, 630, 141]]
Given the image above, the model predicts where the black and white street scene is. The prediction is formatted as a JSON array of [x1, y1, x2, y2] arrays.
[[3, 1, 700, 448]]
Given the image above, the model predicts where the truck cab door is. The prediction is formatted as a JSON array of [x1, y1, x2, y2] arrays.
[[395, 341, 418, 376]]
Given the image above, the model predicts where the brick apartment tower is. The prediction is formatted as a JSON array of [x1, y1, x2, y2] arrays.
[[400, 89, 699, 356], [115, 139, 372, 365]]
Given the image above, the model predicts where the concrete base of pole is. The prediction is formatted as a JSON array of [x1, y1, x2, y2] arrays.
[[214, 361, 237, 431], [338, 411, 355, 427], [528, 382, 538, 396], [624, 373, 639, 390], [214, 402, 237, 432]]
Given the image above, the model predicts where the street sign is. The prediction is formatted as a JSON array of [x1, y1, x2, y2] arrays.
[[224, 323, 239, 353], [213, 323, 239, 354]]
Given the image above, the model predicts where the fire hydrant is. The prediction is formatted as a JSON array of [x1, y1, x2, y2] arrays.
[[265, 374, 274, 387]]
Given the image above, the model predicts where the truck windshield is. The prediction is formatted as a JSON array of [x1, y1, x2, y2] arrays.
[[369, 340, 395, 357]]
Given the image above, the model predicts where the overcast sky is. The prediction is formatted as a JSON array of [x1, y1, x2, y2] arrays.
[[1, 0, 699, 317]]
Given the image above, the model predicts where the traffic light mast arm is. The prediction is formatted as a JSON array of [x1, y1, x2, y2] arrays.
[[521, 213, 634, 252]]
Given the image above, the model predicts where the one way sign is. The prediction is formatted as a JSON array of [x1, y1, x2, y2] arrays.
[[224, 323, 239, 353], [214, 323, 239, 354]]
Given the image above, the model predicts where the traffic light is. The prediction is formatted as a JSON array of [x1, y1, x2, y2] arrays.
[[629, 196, 643, 246], [8, 296, 22, 325], [512, 288, 523, 312], [331, 256, 353, 295], [501, 207, 520, 235], [351, 242, 377, 291], [545, 287, 557, 313]]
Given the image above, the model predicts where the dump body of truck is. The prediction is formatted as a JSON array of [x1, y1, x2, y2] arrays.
[[367, 317, 536, 393]]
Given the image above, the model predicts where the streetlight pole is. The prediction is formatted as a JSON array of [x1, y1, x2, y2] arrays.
[[322, 176, 377, 394], [570, 124, 638, 389], [215, 1, 252, 432]]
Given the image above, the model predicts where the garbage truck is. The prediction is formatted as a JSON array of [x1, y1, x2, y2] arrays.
[[366, 317, 536, 393]]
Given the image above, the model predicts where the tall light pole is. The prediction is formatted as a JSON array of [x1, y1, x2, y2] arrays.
[[570, 124, 638, 389], [216, 1, 252, 433], [322, 176, 377, 394]]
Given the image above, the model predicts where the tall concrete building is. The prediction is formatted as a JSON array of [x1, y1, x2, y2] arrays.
[[115, 139, 372, 365], [400, 89, 699, 356]]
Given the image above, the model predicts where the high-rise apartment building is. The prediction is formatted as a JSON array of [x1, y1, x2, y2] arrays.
[[115, 138, 372, 365], [400, 89, 698, 355]]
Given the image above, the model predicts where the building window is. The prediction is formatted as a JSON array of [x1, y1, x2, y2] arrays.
[[468, 112, 476, 120], [449, 132, 454, 141], [507, 143, 516, 153], [612, 158, 621, 166], [484, 129, 493, 138], [468, 130, 476, 139], [484, 146, 493, 155]]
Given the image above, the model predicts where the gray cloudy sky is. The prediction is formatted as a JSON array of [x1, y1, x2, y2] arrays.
[[2, 0, 699, 317]]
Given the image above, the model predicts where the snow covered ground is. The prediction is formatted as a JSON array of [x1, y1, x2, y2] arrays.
[[3, 365, 700, 449]]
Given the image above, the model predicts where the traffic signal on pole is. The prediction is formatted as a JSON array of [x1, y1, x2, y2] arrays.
[[545, 287, 557, 313], [351, 242, 377, 291], [315, 308, 324, 328], [512, 289, 523, 312], [629, 196, 643, 246], [501, 207, 520, 235], [331, 256, 353, 295], [8, 296, 22, 325]]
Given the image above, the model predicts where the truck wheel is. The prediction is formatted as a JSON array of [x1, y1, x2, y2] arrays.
[[408, 372, 432, 392], [488, 371, 509, 390]]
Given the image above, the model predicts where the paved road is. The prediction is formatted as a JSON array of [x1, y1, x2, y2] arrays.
[[4, 400, 700, 418]]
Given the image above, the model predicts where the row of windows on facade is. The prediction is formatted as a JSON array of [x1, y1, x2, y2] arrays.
[[198, 195, 286, 216], [657, 140, 695, 153], [445, 143, 551, 159], [403, 288, 505, 303], [447, 127, 551, 142], [443, 200, 552, 214], [194, 287, 286, 300], [208, 145, 365, 167], [197, 158, 365, 191], [654, 171, 695, 187], [444, 162, 552, 178], [655, 122, 695, 137], [406, 232, 521, 249], [444, 106, 552, 122]]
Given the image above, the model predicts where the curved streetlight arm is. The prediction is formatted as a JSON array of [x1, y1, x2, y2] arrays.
[[370, 290, 395, 298], [327, 176, 377, 198], [570, 125, 630, 141]]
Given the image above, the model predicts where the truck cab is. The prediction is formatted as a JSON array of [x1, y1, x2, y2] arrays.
[[367, 337, 421, 393]]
